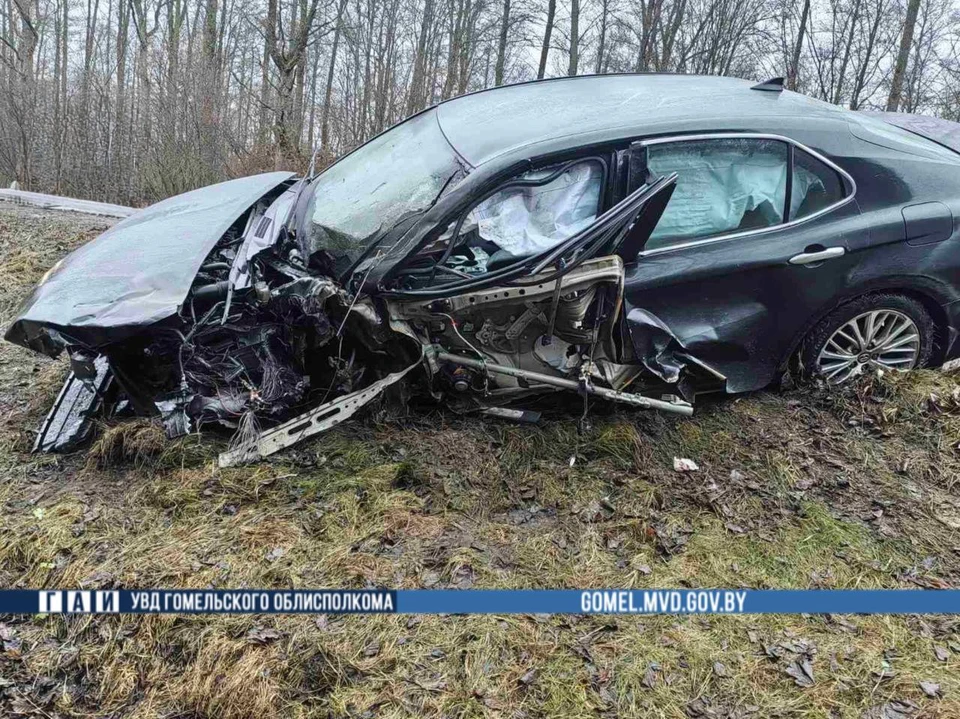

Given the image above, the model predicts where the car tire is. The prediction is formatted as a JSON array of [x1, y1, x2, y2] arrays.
[[799, 293, 935, 384]]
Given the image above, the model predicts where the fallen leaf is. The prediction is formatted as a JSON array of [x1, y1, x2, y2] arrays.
[[363, 641, 380, 657], [785, 658, 815, 687], [686, 698, 713, 717], [713, 661, 728, 677], [265, 547, 285, 562], [919, 680, 941, 698], [934, 645, 950, 661], [415, 678, 447, 692], [597, 685, 616, 706], [482, 694, 505, 709], [830, 653, 841, 672], [861, 700, 918, 719], [79, 570, 114, 588], [245, 625, 282, 644]]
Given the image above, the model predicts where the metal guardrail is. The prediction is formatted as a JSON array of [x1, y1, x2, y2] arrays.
[[0, 189, 134, 218]]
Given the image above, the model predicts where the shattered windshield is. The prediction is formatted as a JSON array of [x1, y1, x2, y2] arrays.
[[305, 108, 464, 272]]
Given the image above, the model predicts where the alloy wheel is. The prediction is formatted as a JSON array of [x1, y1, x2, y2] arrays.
[[816, 309, 921, 384]]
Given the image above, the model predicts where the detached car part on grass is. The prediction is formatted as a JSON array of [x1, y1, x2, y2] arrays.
[[10, 74, 960, 465]]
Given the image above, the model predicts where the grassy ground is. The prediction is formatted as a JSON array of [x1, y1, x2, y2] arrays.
[[0, 201, 959, 717]]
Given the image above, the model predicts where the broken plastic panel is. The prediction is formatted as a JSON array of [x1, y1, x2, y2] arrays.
[[33, 356, 113, 453]]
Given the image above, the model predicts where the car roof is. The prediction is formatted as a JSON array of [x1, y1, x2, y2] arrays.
[[436, 74, 847, 167]]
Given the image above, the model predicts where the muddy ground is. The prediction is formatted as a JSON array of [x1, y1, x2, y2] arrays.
[[0, 200, 959, 718]]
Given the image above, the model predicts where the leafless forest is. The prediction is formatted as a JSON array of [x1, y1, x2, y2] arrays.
[[1, 0, 958, 205]]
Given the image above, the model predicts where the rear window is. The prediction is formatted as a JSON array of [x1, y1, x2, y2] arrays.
[[791, 149, 847, 219]]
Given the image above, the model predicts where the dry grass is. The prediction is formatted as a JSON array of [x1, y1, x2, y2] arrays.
[[87, 420, 168, 470], [1, 203, 960, 717]]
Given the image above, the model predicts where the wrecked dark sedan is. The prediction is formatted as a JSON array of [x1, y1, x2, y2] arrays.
[[9, 74, 960, 466]]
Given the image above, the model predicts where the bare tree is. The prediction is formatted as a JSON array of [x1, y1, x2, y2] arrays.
[[537, 0, 556, 79], [264, 0, 323, 160], [887, 0, 921, 110], [568, 0, 579, 75], [494, 0, 510, 84], [320, 0, 348, 152], [0, 0, 957, 206], [788, 0, 810, 89]]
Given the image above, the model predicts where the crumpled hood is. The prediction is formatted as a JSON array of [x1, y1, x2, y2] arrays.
[[5, 171, 294, 355]]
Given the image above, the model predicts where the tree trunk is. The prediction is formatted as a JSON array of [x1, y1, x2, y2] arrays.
[[321, 0, 348, 152], [53, 0, 64, 191], [662, 0, 687, 70], [258, 44, 270, 144], [886, 0, 921, 111], [832, 0, 862, 105], [12, 0, 38, 186], [787, 0, 810, 90], [200, 0, 219, 170], [594, 0, 609, 74], [407, 0, 436, 115], [850, 1, 885, 110], [494, 0, 510, 85], [113, 0, 128, 191], [567, 0, 579, 76], [442, 0, 464, 98], [537, 0, 556, 79]]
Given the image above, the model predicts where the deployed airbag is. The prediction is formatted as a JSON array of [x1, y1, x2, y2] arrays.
[[646, 139, 787, 247], [468, 160, 602, 256]]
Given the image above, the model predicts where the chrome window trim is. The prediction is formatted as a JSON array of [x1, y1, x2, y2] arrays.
[[635, 132, 858, 258]]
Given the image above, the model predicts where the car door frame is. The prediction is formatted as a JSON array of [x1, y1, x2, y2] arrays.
[[378, 147, 677, 299], [628, 131, 858, 259], [617, 130, 862, 392]]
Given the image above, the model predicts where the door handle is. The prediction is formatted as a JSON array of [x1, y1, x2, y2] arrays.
[[789, 246, 846, 265]]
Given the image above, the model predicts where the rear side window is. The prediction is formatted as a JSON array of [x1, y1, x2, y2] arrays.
[[792, 148, 846, 219], [645, 138, 789, 250]]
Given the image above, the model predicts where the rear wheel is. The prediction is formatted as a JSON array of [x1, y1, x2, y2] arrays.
[[800, 294, 934, 384]]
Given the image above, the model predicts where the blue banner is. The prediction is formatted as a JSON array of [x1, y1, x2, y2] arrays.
[[0, 589, 958, 615]]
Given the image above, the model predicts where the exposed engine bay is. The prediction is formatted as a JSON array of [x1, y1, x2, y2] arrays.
[[6, 169, 713, 467]]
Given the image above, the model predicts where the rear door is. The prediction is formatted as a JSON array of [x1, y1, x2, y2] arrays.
[[620, 133, 862, 392]]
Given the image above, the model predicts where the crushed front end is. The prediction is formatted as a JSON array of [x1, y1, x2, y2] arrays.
[[7, 141, 711, 466]]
